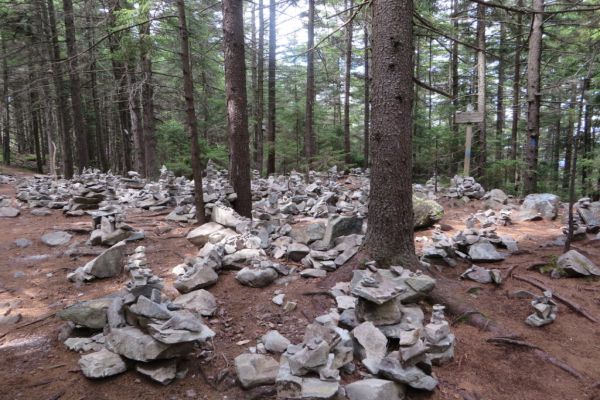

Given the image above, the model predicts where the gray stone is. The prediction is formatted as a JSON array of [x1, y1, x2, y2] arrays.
[[14, 238, 32, 248], [355, 297, 403, 326], [346, 379, 406, 400], [57, 297, 113, 329], [236, 266, 279, 288], [78, 349, 127, 379], [290, 222, 326, 244], [130, 296, 172, 319], [557, 250, 600, 277], [234, 353, 279, 389], [41, 231, 72, 247], [136, 359, 178, 385], [413, 196, 444, 229], [300, 268, 327, 278], [520, 193, 560, 220], [147, 313, 216, 344], [174, 265, 218, 293], [301, 378, 339, 399], [468, 242, 505, 262], [322, 215, 364, 246], [288, 243, 311, 262], [352, 322, 387, 373], [186, 222, 226, 247], [31, 208, 52, 216], [107, 297, 126, 328], [64, 337, 104, 353], [173, 289, 217, 317], [0, 206, 20, 218], [211, 205, 248, 229], [222, 248, 264, 267], [334, 246, 359, 266], [105, 326, 191, 362], [378, 356, 438, 391], [68, 241, 126, 281], [262, 330, 291, 353]]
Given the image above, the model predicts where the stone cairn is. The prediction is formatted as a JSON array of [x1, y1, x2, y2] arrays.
[[233, 266, 455, 398], [525, 291, 558, 327], [444, 175, 485, 200], [60, 246, 215, 385]]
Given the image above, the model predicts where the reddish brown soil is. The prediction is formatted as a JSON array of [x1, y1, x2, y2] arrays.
[[1, 167, 599, 400]]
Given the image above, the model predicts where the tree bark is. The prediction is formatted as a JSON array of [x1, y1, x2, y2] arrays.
[[510, 0, 523, 190], [522, 0, 543, 194], [254, 0, 265, 174], [305, 0, 316, 167], [28, 44, 43, 173], [222, 0, 252, 218], [495, 18, 506, 164], [365, 0, 417, 266], [140, 13, 157, 179], [62, 0, 89, 172], [177, 0, 205, 224], [128, 68, 145, 175], [47, 0, 73, 177], [451, 0, 460, 175], [475, 3, 486, 178], [266, 0, 277, 175], [363, 22, 370, 168], [1, 32, 10, 166], [343, 0, 354, 165]]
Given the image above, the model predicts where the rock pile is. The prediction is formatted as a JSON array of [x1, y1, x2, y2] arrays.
[[525, 291, 557, 327], [88, 206, 144, 246], [60, 246, 216, 384], [445, 175, 485, 200]]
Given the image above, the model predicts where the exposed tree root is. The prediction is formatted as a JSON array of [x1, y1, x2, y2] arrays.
[[513, 274, 599, 323]]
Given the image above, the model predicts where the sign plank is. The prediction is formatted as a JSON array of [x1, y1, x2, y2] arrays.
[[455, 111, 484, 124]]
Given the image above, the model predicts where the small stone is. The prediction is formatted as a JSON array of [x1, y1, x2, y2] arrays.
[[300, 268, 327, 278], [234, 353, 279, 389], [262, 330, 291, 353], [41, 231, 72, 247], [272, 294, 285, 306], [78, 349, 127, 379], [136, 359, 178, 385]]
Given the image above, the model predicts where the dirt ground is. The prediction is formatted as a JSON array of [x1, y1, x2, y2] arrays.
[[1, 167, 599, 400]]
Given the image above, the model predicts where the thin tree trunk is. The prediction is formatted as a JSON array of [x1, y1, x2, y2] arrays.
[[251, 2, 258, 166], [222, 0, 252, 218], [177, 0, 205, 224], [266, 0, 276, 175], [365, 0, 417, 266], [128, 69, 145, 175], [552, 105, 561, 191], [1, 32, 10, 166], [305, 0, 315, 167], [140, 14, 157, 179], [343, 0, 354, 165], [581, 103, 592, 194], [62, 0, 89, 172], [28, 44, 43, 173], [522, 0, 543, 194], [495, 19, 506, 163], [255, 0, 265, 174], [46, 0, 73, 177], [475, 3, 486, 178], [451, 0, 460, 175], [363, 22, 370, 168], [563, 81, 577, 191]]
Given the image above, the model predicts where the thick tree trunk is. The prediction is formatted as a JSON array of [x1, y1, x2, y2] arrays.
[[365, 0, 417, 266], [1, 32, 10, 166], [140, 16, 157, 179], [305, 0, 315, 167], [254, 0, 265, 174], [177, 0, 205, 224], [510, 0, 523, 190], [343, 0, 354, 165], [28, 46, 43, 173], [475, 3, 486, 179], [222, 0, 252, 218], [363, 22, 370, 168], [266, 0, 276, 175], [47, 0, 73, 178], [62, 0, 89, 172], [522, 0, 543, 194]]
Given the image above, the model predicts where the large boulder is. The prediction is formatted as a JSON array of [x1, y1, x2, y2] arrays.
[[412, 195, 444, 229], [557, 250, 600, 277], [484, 189, 509, 210], [519, 193, 560, 221], [322, 215, 364, 246], [290, 221, 326, 244]]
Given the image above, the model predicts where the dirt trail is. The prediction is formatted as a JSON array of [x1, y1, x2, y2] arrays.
[[1, 169, 599, 400]]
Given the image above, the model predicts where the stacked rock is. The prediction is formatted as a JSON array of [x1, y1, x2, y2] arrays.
[[445, 175, 485, 200], [525, 291, 558, 327], [89, 206, 144, 246], [574, 197, 600, 233], [61, 246, 216, 385]]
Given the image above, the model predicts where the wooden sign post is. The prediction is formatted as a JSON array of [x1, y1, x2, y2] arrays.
[[455, 105, 483, 177]]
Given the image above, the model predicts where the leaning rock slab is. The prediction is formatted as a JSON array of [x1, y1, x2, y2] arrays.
[[468, 241, 505, 262], [186, 222, 226, 247], [322, 215, 363, 246], [57, 297, 114, 329], [234, 353, 279, 389], [346, 379, 406, 400], [78, 348, 127, 379], [173, 289, 217, 317], [136, 359, 178, 385]]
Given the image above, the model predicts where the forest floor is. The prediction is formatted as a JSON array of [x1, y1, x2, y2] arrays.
[[1, 166, 600, 400]]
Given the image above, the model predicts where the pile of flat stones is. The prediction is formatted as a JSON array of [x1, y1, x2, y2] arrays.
[[444, 175, 485, 200], [233, 266, 455, 399], [60, 246, 216, 384], [421, 224, 517, 268], [465, 208, 512, 228], [88, 205, 144, 246], [525, 291, 557, 327]]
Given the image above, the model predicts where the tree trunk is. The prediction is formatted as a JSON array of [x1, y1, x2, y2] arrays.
[[140, 14, 157, 179], [47, 0, 73, 177], [128, 68, 145, 175], [510, 0, 523, 190], [305, 0, 315, 167], [266, 0, 277, 175], [365, 0, 417, 266], [62, 0, 89, 172], [495, 19, 506, 164], [222, 0, 252, 218], [551, 105, 561, 192], [363, 22, 370, 168], [343, 0, 354, 165], [177, 0, 205, 224], [475, 3, 486, 179], [581, 103, 592, 194], [522, 0, 543, 194], [563, 81, 577, 191], [254, 0, 265, 174], [1, 32, 10, 166], [451, 0, 459, 175], [28, 45, 43, 173]]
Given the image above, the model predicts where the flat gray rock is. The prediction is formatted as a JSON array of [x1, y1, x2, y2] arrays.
[[41, 231, 72, 247], [0, 206, 20, 218], [173, 289, 217, 317], [468, 242, 505, 262], [78, 349, 127, 379], [557, 250, 600, 276], [236, 266, 278, 288], [346, 379, 406, 400], [262, 330, 291, 353], [174, 265, 218, 293], [378, 356, 438, 391], [14, 238, 32, 248], [234, 353, 279, 389], [136, 359, 178, 385], [57, 297, 113, 329]]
